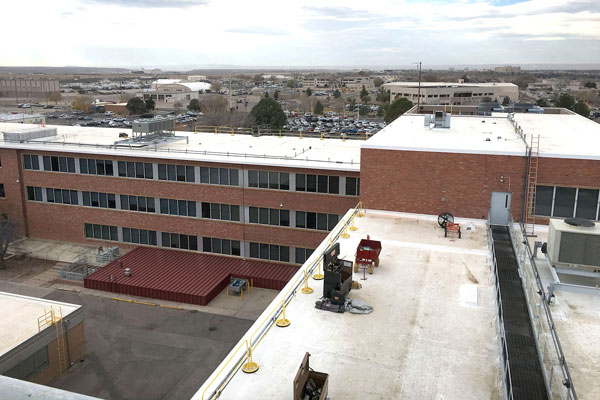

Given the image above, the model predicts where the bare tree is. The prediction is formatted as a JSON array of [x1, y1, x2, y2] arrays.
[[72, 95, 93, 113], [201, 94, 228, 113], [0, 219, 17, 269], [120, 92, 135, 103], [174, 101, 183, 112], [48, 91, 62, 105]]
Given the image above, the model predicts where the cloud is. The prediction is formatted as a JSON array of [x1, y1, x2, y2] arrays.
[[225, 27, 289, 36], [84, 0, 208, 8]]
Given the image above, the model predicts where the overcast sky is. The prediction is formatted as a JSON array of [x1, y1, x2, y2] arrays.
[[2, 0, 599, 68]]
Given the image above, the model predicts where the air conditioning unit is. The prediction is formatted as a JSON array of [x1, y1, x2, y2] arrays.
[[547, 218, 600, 269]]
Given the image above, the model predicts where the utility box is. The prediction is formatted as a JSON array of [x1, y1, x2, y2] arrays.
[[323, 242, 353, 305], [293, 352, 328, 400]]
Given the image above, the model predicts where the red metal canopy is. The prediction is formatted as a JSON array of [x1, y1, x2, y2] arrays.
[[84, 247, 298, 306]]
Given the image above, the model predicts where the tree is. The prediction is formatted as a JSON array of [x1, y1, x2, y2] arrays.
[[264, 92, 269, 98], [584, 82, 597, 89], [250, 98, 287, 128], [536, 99, 547, 107], [306, 88, 312, 97], [573, 101, 590, 117], [188, 99, 201, 112], [174, 101, 183, 112], [126, 97, 147, 114], [202, 94, 228, 113], [377, 104, 387, 117], [273, 90, 279, 100], [0, 218, 17, 269], [314, 100, 324, 115], [373, 77, 384, 87], [384, 98, 413, 124], [211, 82, 222, 92], [359, 105, 370, 116], [287, 80, 296, 88], [333, 89, 341, 98], [48, 91, 62, 105], [556, 93, 576, 110], [376, 89, 390, 103], [145, 98, 155, 110], [72, 95, 93, 113], [349, 97, 356, 110], [422, 73, 439, 82], [360, 85, 369, 99], [502, 97, 510, 106], [512, 74, 537, 90], [361, 95, 371, 105], [120, 93, 135, 103]]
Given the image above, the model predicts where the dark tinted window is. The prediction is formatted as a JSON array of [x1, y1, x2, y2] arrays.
[[554, 187, 576, 217], [535, 186, 553, 216], [576, 189, 599, 220]]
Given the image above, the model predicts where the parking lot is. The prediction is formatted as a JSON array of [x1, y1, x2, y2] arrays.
[[284, 112, 386, 136]]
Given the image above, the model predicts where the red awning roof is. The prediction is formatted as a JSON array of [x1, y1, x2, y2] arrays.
[[84, 247, 298, 306]]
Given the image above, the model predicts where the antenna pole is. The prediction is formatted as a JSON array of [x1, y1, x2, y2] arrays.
[[417, 62, 422, 112]]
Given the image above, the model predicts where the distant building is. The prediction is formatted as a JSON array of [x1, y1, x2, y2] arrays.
[[301, 77, 332, 89], [144, 80, 212, 104], [142, 68, 161, 74], [187, 76, 207, 82], [495, 66, 521, 73], [382, 81, 519, 106], [0, 79, 59, 99], [341, 76, 374, 90]]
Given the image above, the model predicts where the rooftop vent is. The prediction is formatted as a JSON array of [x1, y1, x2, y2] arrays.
[[424, 111, 451, 129], [3, 127, 57, 141]]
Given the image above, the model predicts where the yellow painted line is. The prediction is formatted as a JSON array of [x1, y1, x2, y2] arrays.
[[111, 297, 133, 303], [132, 300, 157, 306], [159, 304, 185, 310]]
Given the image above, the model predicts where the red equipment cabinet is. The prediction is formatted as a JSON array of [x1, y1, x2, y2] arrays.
[[354, 236, 382, 274]]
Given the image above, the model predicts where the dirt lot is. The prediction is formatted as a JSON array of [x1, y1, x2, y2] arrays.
[[0, 255, 56, 283]]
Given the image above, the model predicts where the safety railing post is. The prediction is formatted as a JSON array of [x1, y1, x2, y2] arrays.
[[300, 270, 313, 294], [275, 300, 290, 327]]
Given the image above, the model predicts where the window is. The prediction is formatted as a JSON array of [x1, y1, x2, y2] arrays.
[[23, 154, 40, 170], [84, 223, 118, 241], [159, 198, 196, 217], [295, 247, 315, 264], [249, 207, 289, 226], [123, 227, 157, 245], [119, 161, 153, 179], [43, 156, 75, 173], [346, 177, 360, 196], [535, 186, 553, 216], [80, 159, 114, 176], [158, 163, 194, 182], [248, 170, 288, 190], [296, 211, 338, 231], [576, 189, 599, 220], [161, 232, 197, 250], [554, 187, 576, 218], [26, 186, 42, 201], [121, 195, 155, 213], [0, 184, 4, 198], [249, 242, 290, 262], [201, 202, 240, 221], [202, 236, 240, 255]]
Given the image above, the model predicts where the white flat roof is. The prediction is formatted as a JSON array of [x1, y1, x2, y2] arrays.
[[384, 81, 517, 88], [196, 211, 499, 399], [0, 292, 80, 357], [0, 113, 44, 121], [363, 114, 527, 156], [364, 113, 600, 159], [0, 123, 361, 172]]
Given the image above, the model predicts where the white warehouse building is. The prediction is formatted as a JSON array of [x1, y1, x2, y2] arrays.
[[382, 81, 519, 106], [143, 79, 212, 104]]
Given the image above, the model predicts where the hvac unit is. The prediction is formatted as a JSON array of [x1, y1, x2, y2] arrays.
[[547, 218, 600, 270]]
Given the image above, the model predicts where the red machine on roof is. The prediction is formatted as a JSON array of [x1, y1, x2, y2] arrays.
[[353, 235, 382, 275]]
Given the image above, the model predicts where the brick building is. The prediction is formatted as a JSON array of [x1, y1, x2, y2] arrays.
[[0, 125, 361, 265], [361, 111, 600, 225]]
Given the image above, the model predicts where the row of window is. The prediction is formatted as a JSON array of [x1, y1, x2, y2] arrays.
[[535, 186, 599, 220], [119, 161, 154, 179], [162, 232, 198, 250], [201, 237, 241, 256], [80, 158, 114, 176], [249, 170, 290, 190], [123, 227, 157, 245], [160, 198, 196, 217], [3, 346, 49, 380], [296, 212, 339, 231], [84, 191, 116, 209], [23, 154, 358, 195], [120, 195, 155, 213], [249, 207, 290, 227], [85, 223, 119, 241], [27, 186, 79, 205], [250, 242, 290, 262], [201, 202, 241, 221]]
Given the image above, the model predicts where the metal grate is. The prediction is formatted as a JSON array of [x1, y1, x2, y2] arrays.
[[491, 225, 548, 399]]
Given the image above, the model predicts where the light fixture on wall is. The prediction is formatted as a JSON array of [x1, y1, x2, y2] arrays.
[[499, 176, 504, 183]]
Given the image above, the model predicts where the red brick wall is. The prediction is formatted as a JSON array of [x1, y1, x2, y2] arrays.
[[537, 157, 600, 189], [3, 149, 358, 249], [360, 148, 528, 220], [0, 149, 28, 235]]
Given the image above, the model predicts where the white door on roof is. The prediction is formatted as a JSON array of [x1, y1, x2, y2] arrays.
[[490, 191, 511, 225]]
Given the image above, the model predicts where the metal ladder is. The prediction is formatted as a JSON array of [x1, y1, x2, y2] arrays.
[[524, 135, 540, 235], [37, 306, 67, 376]]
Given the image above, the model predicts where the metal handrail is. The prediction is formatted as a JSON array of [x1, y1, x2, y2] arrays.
[[200, 204, 361, 400], [510, 219, 577, 399], [486, 218, 515, 400]]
